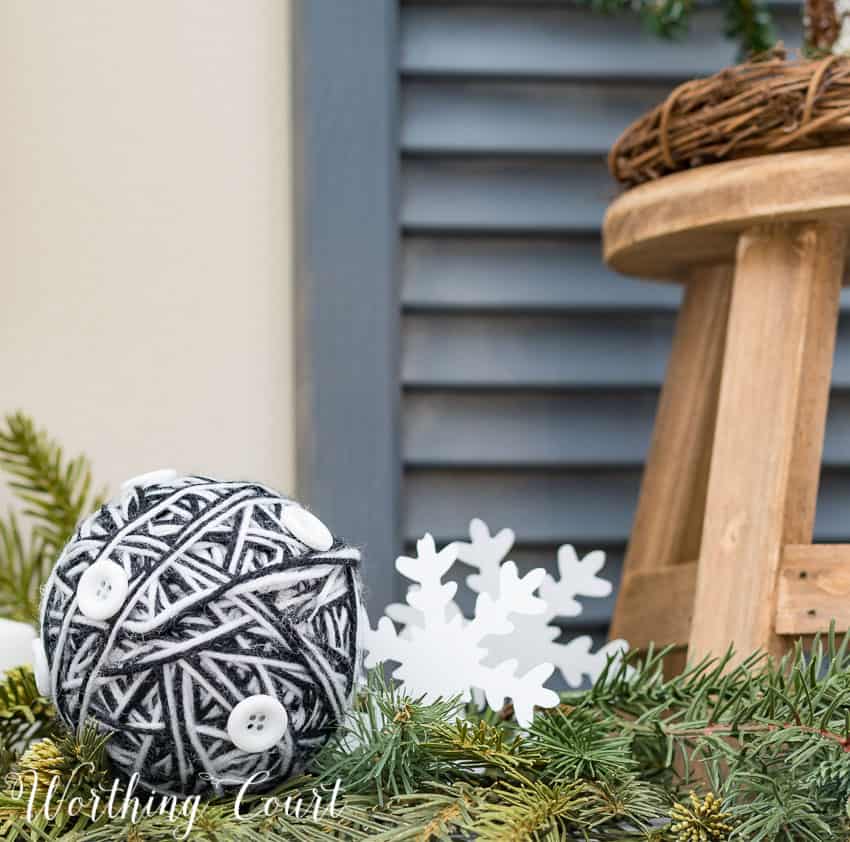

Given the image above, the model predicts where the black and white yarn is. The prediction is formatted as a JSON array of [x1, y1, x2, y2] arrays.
[[38, 475, 363, 796]]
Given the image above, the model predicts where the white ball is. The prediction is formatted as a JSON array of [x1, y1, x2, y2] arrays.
[[0, 618, 37, 675]]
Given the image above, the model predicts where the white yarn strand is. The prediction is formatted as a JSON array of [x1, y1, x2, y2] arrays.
[[39, 475, 363, 796]]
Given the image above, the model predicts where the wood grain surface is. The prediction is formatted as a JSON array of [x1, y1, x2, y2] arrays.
[[604, 148, 850, 281], [688, 222, 844, 663]]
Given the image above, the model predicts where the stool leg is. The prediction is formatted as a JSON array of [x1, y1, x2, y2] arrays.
[[610, 264, 732, 651], [688, 222, 845, 664]]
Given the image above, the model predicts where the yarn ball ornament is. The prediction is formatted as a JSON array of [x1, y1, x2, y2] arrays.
[[36, 472, 364, 796]]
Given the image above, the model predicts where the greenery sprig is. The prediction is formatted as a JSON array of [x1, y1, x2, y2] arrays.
[[0, 666, 55, 768], [0, 412, 104, 625], [578, 0, 777, 57]]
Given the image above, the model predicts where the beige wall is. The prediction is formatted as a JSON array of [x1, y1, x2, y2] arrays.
[[0, 0, 295, 500]]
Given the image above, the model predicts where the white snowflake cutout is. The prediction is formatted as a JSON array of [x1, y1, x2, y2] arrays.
[[539, 544, 612, 618], [364, 534, 559, 726], [455, 518, 516, 598], [451, 520, 629, 689]]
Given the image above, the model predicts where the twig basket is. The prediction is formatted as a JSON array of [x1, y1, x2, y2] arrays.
[[609, 49, 850, 187]]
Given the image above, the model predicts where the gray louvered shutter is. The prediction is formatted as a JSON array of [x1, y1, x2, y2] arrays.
[[397, 2, 809, 655]]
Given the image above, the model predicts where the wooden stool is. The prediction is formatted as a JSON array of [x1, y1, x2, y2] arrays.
[[606, 148, 850, 665]]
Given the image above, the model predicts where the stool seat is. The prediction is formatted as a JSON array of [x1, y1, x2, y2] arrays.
[[604, 148, 850, 282], [603, 146, 850, 667]]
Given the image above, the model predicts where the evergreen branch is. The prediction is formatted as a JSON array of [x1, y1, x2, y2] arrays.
[[0, 666, 56, 766], [576, 0, 698, 40], [0, 412, 106, 554], [315, 668, 467, 804], [0, 512, 51, 626], [528, 706, 639, 784], [426, 717, 542, 776], [723, 0, 777, 57], [576, 0, 780, 56]]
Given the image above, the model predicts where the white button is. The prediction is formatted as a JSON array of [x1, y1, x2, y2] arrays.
[[77, 559, 129, 620], [281, 506, 333, 551], [31, 639, 52, 698], [227, 695, 288, 753], [120, 469, 178, 493]]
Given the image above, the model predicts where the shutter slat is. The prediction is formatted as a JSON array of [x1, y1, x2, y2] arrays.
[[401, 158, 611, 233], [402, 80, 671, 155], [405, 468, 640, 543], [402, 313, 674, 387], [403, 313, 850, 388], [404, 390, 850, 468], [402, 236, 682, 311], [403, 236, 850, 312], [405, 468, 850, 545], [400, 6, 802, 80], [404, 391, 657, 466]]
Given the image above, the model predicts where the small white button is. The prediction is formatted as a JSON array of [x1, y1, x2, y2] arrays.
[[77, 559, 129, 620], [281, 506, 333, 551], [227, 695, 288, 753], [120, 469, 178, 493], [31, 639, 52, 698]]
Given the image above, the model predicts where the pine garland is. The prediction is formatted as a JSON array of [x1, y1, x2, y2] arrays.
[[1, 414, 850, 840], [1, 644, 850, 840]]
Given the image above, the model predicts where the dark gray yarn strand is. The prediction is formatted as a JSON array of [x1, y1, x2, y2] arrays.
[[39, 476, 363, 795]]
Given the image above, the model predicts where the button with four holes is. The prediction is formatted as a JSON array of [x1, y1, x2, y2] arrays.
[[77, 558, 129, 620], [227, 694, 289, 753], [281, 506, 333, 552], [31, 638, 52, 698]]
